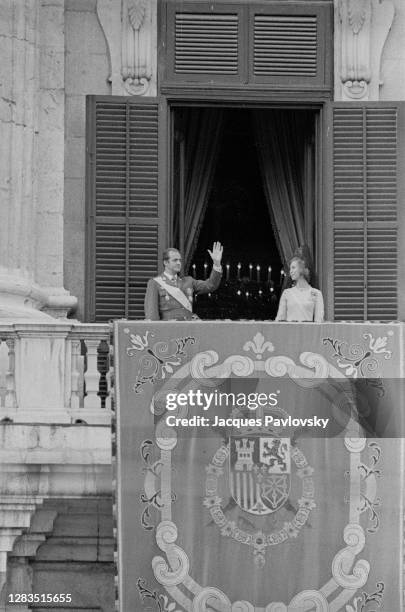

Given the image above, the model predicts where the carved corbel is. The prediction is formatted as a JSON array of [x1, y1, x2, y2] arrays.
[[337, 0, 394, 100], [122, 0, 152, 95], [97, 0, 157, 96]]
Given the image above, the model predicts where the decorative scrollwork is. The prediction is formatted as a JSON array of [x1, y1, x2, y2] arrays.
[[358, 493, 381, 533], [299, 352, 330, 379], [140, 438, 164, 530], [264, 356, 296, 378], [363, 333, 392, 359], [137, 577, 163, 611], [192, 587, 231, 610], [155, 520, 178, 549], [155, 419, 177, 451], [289, 589, 329, 611], [153, 522, 190, 586], [232, 601, 255, 612], [345, 581, 385, 611], [124, 329, 195, 393], [136, 578, 183, 612], [141, 439, 154, 463], [368, 441, 381, 466], [358, 441, 382, 533], [221, 354, 255, 378], [323, 332, 392, 379], [140, 491, 163, 531], [190, 350, 254, 380], [189, 350, 220, 381], [323, 338, 375, 378], [345, 437, 366, 453], [141, 439, 163, 476], [332, 525, 370, 588]]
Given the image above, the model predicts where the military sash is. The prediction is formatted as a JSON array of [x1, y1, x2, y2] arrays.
[[153, 277, 192, 312]]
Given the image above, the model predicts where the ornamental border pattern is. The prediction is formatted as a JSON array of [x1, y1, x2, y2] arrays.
[[134, 331, 391, 611]]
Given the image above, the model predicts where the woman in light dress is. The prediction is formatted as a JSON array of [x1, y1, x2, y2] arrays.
[[276, 255, 324, 323]]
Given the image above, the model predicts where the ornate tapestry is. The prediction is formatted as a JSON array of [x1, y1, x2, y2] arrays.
[[114, 321, 404, 611]]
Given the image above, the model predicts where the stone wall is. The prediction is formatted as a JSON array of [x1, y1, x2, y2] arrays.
[[64, 0, 110, 320], [380, 0, 405, 100], [0, 421, 113, 611], [5, 499, 114, 612], [0, 0, 76, 318]]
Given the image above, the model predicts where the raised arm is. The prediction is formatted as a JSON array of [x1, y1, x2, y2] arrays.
[[192, 241, 223, 294], [275, 291, 287, 321], [314, 289, 324, 323], [192, 268, 222, 294], [144, 279, 160, 320]]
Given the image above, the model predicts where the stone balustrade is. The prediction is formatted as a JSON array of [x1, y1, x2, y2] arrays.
[[0, 323, 112, 425]]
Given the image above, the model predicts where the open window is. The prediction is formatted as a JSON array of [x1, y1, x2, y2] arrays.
[[85, 99, 404, 323], [171, 106, 318, 320]]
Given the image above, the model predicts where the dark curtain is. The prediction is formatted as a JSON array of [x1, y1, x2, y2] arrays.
[[175, 108, 224, 271], [253, 110, 315, 268]]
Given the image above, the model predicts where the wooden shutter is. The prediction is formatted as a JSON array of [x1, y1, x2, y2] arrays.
[[86, 97, 163, 322], [164, 2, 245, 84], [250, 4, 331, 88], [331, 104, 402, 321], [254, 15, 317, 77], [175, 13, 239, 75], [161, 1, 332, 91]]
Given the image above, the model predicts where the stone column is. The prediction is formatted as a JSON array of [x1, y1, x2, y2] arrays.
[[0, 1, 76, 320]]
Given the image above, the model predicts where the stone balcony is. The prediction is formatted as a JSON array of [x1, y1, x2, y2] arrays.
[[0, 322, 114, 605], [0, 322, 112, 425]]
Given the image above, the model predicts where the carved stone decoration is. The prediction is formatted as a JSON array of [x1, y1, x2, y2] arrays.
[[336, 0, 395, 100], [97, 0, 157, 96], [122, 0, 152, 95], [339, 0, 372, 99], [0, 499, 57, 610]]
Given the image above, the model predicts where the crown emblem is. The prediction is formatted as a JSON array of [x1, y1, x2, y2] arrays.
[[229, 405, 290, 438]]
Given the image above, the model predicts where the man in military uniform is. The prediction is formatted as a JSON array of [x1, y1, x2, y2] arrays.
[[144, 242, 223, 320]]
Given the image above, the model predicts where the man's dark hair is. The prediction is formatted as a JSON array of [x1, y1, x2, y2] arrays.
[[162, 248, 181, 263]]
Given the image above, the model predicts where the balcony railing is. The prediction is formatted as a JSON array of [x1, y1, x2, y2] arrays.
[[1, 319, 402, 425], [0, 323, 112, 425]]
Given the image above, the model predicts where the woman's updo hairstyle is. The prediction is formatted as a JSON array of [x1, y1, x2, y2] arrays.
[[282, 244, 316, 289], [289, 256, 311, 282]]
